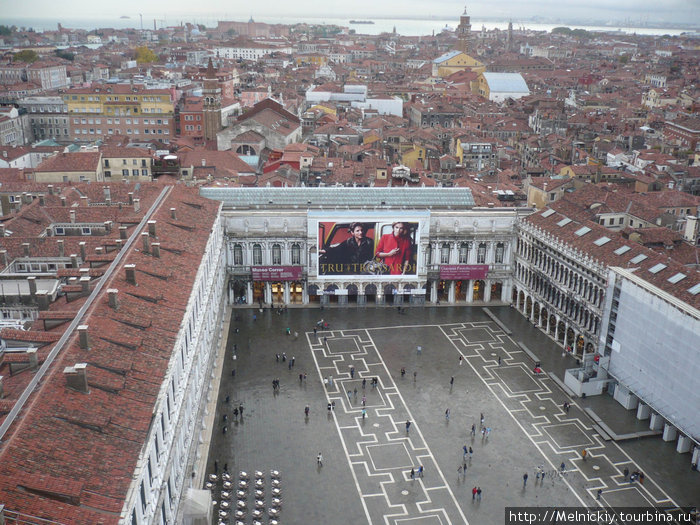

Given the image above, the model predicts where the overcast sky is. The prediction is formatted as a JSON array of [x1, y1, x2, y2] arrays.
[[5, 0, 699, 25]]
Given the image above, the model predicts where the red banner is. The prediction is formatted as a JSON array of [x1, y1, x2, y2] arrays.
[[252, 266, 303, 281], [439, 264, 489, 280]]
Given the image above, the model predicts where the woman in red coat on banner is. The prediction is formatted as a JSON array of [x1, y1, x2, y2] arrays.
[[376, 222, 413, 275]]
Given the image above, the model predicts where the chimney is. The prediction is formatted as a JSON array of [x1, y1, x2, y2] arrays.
[[36, 290, 50, 310], [80, 196, 89, 207], [57, 239, 65, 257], [107, 288, 119, 309], [141, 232, 150, 253], [119, 226, 128, 240], [133, 198, 140, 212], [48, 184, 54, 195], [95, 247, 103, 255], [79, 241, 86, 261], [63, 363, 88, 393], [27, 276, 37, 299], [39, 194, 45, 206], [77, 325, 90, 350], [70, 254, 78, 268], [61, 196, 66, 206], [0, 376, 4, 399], [147, 220, 156, 237], [22, 193, 32, 204], [103, 186, 111, 203], [0, 225, 4, 237], [151, 242, 161, 258], [80, 276, 90, 293], [0, 250, 7, 267], [70, 209, 76, 223], [27, 348, 38, 370], [104, 221, 112, 232], [22, 243, 30, 257], [128, 192, 134, 205], [170, 208, 177, 220], [125, 264, 136, 284], [115, 239, 123, 251]]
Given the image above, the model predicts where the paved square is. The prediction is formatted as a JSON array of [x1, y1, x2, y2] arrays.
[[207, 306, 699, 525]]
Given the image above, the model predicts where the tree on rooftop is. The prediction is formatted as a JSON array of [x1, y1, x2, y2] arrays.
[[13, 49, 38, 63], [135, 46, 158, 64], [0, 25, 15, 36]]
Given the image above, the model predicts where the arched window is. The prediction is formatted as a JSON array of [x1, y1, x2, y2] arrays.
[[291, 243, 301, 265], [459, 242, 471, 263], [272, 244, 282, 265], [233, 244, 243, 265], [477, 243, 487, 264], [495, 242, 504, 264], [252, 244, 262, 265], [440, 243, 450, 264]]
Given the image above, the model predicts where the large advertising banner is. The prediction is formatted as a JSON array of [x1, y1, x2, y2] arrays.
[[439, 264, 489, 280], [310, 211, 428, 279]]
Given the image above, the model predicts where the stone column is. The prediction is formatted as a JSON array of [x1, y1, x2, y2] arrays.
[[649, 412, 664, 431], [662, 423, 677, 442], [246, 281, 253, 305], [484, 279, 492, 302], [264, 283, 271, 305], [448, 281, 456, 303], [467, 280, 474, 302], [677, 435, 692, 454], [430, 280, 438, 303], [636, 403, 651, 420], [283, 282, 290, 305]]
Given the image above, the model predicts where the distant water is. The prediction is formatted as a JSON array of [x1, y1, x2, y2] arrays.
[[3, 15, 694, 37]]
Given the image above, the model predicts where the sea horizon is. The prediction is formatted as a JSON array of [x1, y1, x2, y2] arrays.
[[2, 14, 698, 37]]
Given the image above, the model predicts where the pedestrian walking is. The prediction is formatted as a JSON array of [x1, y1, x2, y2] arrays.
[[288, 360, 292, 370], [231, 369, 236, 377], [639, 473, 644, 484], [469, 446, 473, 458], [445, 408, 450, 420], [353, 387, 358, 398], [418, 465, 424, 478], [623, 467, 629, 479], [413, 371, 417, 382], [406, 420, 411, 433], [323, 336, 327, 344], [222, 414, 228, 422], [362, 395, 366, 406], [222, 426, 227, 434], [276, 353, 280, 362], [450, 376, 454, 386], [253, 314, 257, 321], [291, 356, 295, 367], [239, 404, 243, 417], [305, 405, 310, 417], [462, 462, 467, 476], [459, 355, 463, 366], [329, 375, 333, 386], [463, 445, 468, 458], [410, 468, 415, 480], [560, 462, 566, 472], [282, 352, 286, 362], [498, 355, 502, 366], [417, 345, 422, 355], [477, 487, 482, 501], [581, 448, 587, 461], [401, 367, 406, 378], [299, 373, 303, 382], [327, 402, 332, 412], [480, 413, 484, 428], [350, 366, 355, 378], [471, 424, 476, 437], [362, 378, 366, 389], [523, 473, 528, 487], [225, 395, 230, 404], [596, 489, 602, 500], [317, 453, 323, 466], [314, 327, 317, 336], [233, 407, 238, 418], [472, 486, 477, 500], [362, 408, 367, 419]]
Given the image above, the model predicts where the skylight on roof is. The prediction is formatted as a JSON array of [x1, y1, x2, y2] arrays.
[[688, 283, 700, 296], [614, 245, 631, 255], [648, 263, 667, 274], [541, 208, 555, 218], [575, 226, 591, 236], [557, 217, 572, 227], [630, 254, 648, 264], [593, 236, 611, 246], [667, 273, 686, 284]]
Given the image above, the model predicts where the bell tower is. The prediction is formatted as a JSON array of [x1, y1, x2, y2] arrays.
[[456, 6, 472, 55], [202, 58, 222, 141]]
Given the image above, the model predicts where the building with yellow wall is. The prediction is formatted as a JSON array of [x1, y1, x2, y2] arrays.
[[432, 51, 484, 78]]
